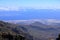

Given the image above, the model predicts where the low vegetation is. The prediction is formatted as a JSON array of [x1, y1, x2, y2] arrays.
[[0, 21, 33, 40]]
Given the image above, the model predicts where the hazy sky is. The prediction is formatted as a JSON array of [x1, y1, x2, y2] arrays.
[[0, 0, 60, 20], [0, 0, 60, 10]]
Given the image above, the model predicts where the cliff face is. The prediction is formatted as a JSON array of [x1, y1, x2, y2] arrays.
[[0, 21, 33, 40]]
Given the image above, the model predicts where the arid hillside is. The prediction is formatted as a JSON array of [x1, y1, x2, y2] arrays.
[[0, 21, 33, 40]]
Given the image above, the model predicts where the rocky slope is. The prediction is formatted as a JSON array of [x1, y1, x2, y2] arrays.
[[0, 21, 33, 40]]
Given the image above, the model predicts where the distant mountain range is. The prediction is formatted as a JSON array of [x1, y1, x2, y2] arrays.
[[0, 19, 60, 40], [5, 19, 60, 25], [5, 19, 60, 40]]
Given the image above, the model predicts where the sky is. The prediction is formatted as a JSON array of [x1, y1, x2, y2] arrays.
[[0, 0, 60, 20], [0, 0, 60, 10]]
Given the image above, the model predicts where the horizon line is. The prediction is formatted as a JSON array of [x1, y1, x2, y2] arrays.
[[0, 7, 60, 11]]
